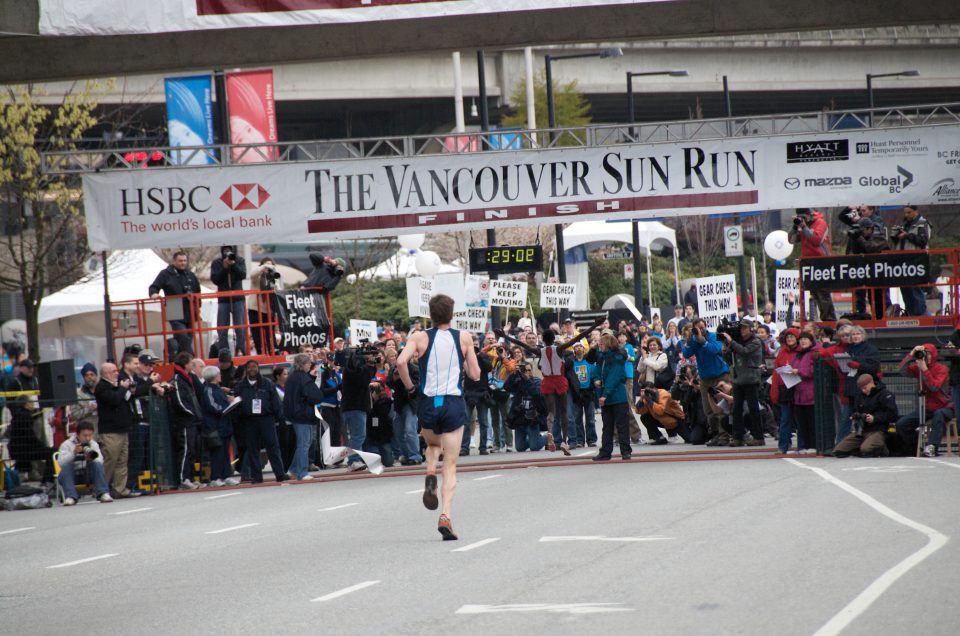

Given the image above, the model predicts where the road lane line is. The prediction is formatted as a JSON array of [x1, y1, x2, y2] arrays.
[[318, 503, 360, 512], [456, 603, 634, 615], [473, 474, 502, 481], [452, 538, 500, 552], [205, 523, 260, 535], [0, 527, 35, 536], [920, 457, 960, 470], [575, 450, 595, 457], [205, 492, 243, 500], [110, 507, 153, 516], [46, 554, 118, 569], [406, 489, 424, 495], [310, 580, 380, 602], [785, 458, 948, 636], [539, 536, 673, 543]]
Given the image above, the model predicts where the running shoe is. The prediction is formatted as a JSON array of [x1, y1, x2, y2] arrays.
[[560, 441, 571, 456], [546, 433, 557, 452], [438, 514, 458, 541], [422, 474, 439, 510]]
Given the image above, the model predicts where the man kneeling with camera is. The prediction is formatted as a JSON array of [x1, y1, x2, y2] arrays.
[[832, 374, 898, 458], [57, 421, 113, 505], [635, 382, 686, 445]]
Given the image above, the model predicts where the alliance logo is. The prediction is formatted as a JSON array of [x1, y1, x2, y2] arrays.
[[931, 178, 960, 202], [786, 139, 849, 163], [220, 183, 271, 211]]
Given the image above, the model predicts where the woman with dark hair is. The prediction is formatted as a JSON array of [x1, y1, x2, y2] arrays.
[[772, 328, 800, 454], [788, 332, 819, 455], [272, 366, 295, 469], [593, 333, 633, 461]]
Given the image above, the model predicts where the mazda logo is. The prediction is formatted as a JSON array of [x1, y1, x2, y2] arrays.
[[784, 178, 800, 190]]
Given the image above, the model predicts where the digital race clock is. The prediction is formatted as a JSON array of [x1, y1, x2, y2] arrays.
[[468, 245, 543, 274]]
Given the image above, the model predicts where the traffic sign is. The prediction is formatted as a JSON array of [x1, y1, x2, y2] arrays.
[[724, 225, 744, 257]]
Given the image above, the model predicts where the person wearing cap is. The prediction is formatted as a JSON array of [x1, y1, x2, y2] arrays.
[[70, 362, 100, 431], [848, 217, 891, 317], [718, 321, 765, 447], [218, 349, 239, 390], [127, 350, 164, 493], [570, 341, 600, 447], [201, 366, 239, 486], [234, 360, 288, 483], [211, 245, 248, 356], [7, 358, 56, 484], [741, 304, 760, 325]]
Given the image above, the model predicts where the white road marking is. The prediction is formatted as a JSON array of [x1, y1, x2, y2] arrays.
[[318, 503, 360, 512], [310, 580, 380, 602], [920, 457, 960, 470], [841, 465, 934, 473], [539, 536, 673, 543], [406, 489, 424, 495], [452, 538, 501, 552], [205, 523, 260, 535], [456, 603, 634, 615], [785, 459, 948, 636], [46, 553, 118, 569], [575, 450, 595, 457], [0, 527, 35, 536], [110, 507, 153, 516], [205, 492, 243, 500], [473, 474, 502, 481]]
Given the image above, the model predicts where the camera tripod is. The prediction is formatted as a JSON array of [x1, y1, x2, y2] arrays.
[[914, 358, 929, 457]]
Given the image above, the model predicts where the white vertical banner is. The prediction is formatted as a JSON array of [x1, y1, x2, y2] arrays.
[[774, 270, 812, 330], [540, 283, 577, 309], [349, 319, 377, 346], [695, 274, 737, 329], [464, 274, 489, 308], [452, 308, 489, 333], [406, 277, 433, 318], [490, 280, 528, 308]]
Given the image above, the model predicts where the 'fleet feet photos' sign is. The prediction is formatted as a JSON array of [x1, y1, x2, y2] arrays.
[[81, 125, 960, 250]]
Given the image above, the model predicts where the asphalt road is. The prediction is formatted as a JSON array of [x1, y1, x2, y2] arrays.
[[2, 453, 959, 635]]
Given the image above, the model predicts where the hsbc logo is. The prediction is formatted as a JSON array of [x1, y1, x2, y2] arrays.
[[220, 183, 271, 211]]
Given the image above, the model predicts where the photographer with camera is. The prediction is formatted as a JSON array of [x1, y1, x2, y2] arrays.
[[504, 363, 549, 452], [843, 213, 891, 317], [282, 353, 328, 480], [895, 344, 953, 457], [483, 332, 517, 453], [635, 381, 686, 445], [891, 205, 932, 316], [57, 421, 112, 505], [718, 321, 765, 446], [96, 356, 149, 498], [341, 341, 380, 472], [248, 257, 284, 355], [672, 363, 708, 444], [388, 348, 423, 465], [364, 381, 395, 467], [788, 208, 836, 321], [211, 245, 248, 355], [681, 318, 731, 443], [460, 335, 494, 456], [832, 374, 898, 458]]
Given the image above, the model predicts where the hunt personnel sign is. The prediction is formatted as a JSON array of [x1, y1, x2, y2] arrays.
[[800, 252, 931, 291], [80, 125, 960, 249]]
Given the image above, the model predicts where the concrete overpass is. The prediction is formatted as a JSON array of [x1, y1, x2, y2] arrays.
[[2, 0, 960, 83]]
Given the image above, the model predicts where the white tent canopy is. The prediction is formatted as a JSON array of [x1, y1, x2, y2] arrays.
[[359, 249, 463, 281], [562, 220, 677, 254]]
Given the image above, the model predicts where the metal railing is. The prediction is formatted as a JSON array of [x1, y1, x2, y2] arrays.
[[40, 102, 960, 175]]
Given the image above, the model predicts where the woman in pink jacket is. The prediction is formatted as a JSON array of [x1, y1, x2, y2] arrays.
[[788, 332, 819, 454]]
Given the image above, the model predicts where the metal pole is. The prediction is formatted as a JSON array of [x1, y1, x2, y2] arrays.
[[524, 47, 536, 137], [544, 55, 567, 320], [867, 74, 874, 127], [102, 250, 115, 362], [626, 72, 644, 315], [214, 70, 230, 157], [453, 52, 465, 133], [724, 76, 748, 310], [723, 75, 732, 136], [477, 49, 500, 330]]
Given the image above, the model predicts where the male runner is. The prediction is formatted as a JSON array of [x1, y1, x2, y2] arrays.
[[397, 294, 481, 540], [498, 317, 604, 455]]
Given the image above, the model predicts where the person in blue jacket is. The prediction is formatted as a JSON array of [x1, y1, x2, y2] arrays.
[[200, 367, 238, 487], [593, 333, 633, 461], [504, 362, 548, 452], [680, 318, 731, 426]]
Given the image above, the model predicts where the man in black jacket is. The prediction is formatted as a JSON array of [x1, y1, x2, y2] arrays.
[[340, 345, 378, 472], [149, 251, 202, 357], [235, 360, 288, 483], [99, 353, 152, 498], [388, 355, 423, 465], [211, 245, 248, 355], [283, 353, 326, 480], [460, 339, 493, 456], [169, 352, 203, 488], [832, 374, 898, 457], [6, 359, 55, 484]]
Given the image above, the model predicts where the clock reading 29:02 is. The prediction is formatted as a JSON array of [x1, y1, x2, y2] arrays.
[[468, 245, 543, 274]]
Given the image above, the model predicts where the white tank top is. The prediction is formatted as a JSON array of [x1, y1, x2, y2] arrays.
[[422, 328, 463, 397], [539, 345, 564, 377]]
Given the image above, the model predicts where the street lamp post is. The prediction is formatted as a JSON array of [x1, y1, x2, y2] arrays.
[[545, 48, 622, 320], [722, 75, 748, 310], [866, 70, 919, 125], [625, 69, 687, 315]]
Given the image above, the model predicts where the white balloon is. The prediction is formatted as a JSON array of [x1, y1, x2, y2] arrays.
[[415, 250, 442, 277], [764, 230, 794, 261], [398, 233, 426, 250], [346, 273, 357, 284]]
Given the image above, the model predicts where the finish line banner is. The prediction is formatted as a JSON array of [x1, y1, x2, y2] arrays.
[[82, 124, 960, 250], [800, 252, 931, 291]]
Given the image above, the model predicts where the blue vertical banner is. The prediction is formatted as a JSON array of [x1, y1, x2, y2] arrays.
[[164, 74, 214, 165]]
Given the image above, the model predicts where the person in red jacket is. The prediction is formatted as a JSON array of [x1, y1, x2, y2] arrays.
[[788, 208, 836, 321], [772, 328, 800, 453], [895, 344, 954, 457]]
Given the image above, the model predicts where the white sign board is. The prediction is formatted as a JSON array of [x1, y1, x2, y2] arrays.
[[464, 274, 489, 308], [406, 277, 433, 318], [349, 319, 378, 346], [774, 270, 813, 330], [724, 225, 744, 257], [490, 280, 528, 308], [452, 308, 488, 334], [696, 274, 738, 329], [80, 125, 960, 250], [540, 283, 577, 309], [624, 263, 634, 280]]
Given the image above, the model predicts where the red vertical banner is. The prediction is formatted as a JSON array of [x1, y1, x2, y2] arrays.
[[225, 69, 278, 163]]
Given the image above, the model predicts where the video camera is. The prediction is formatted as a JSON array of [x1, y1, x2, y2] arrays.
[[716, 317, 743, 343], [850, 412, 867, 437]]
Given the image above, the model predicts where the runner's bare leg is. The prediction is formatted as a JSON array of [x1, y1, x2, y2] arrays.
[[439, 429, 461, 516], [423, 429, 441, 476]]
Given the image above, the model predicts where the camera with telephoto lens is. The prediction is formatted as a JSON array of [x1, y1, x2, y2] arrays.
[[262, 266, 281, 280], [912, 348, 926, 360], [793, 216, 805, 228], [850, 412, 867, 437], [846, 225, 862, 237], [708, 385, 721, 397], [79, 443, 99, 461], [716, 317, 743, 343], [225, 251, 237, 261], [891, 225, 904, 236]]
